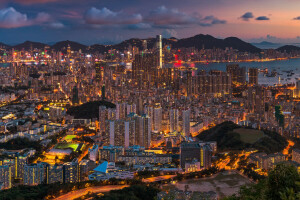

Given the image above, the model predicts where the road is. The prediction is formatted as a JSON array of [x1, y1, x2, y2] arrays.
[[53, 185, 128, 200], [142, 175, 176, 183]]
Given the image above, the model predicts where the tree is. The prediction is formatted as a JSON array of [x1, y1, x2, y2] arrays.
[[266, 163, 300, 200]]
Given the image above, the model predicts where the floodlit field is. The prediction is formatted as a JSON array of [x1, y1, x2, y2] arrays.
[[233, 128, 264, 144], [55, 143, 80, 151], [64, 135, 76, 142]]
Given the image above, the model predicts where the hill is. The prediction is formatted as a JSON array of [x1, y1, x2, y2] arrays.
[[277, 45, 300, 53], [197, 121, 287, 154], [67, 101, 116, 119], [13, 41, 48, 51], [51, 40, 87, 52], [1, 34, 262, 54], [173, 34, 261, 53]]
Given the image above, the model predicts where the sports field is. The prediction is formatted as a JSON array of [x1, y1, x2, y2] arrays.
[[55, 143, 80, 151]]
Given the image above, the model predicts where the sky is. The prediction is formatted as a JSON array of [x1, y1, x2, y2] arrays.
[[0, 0, 300, 45]]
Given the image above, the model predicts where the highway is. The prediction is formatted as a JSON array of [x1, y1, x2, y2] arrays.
[[53, 185, 128, 200]]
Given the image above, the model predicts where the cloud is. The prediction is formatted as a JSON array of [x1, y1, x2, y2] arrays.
[[145, 6, 226, 27], [199, 15, 226, 26], [47, 22, 65, 29], [145, 6, 199, 25], [84, 7, 142, 25], [0, 7, 62, 29], [293, 16, 300, 20], [162, 29, 178, 38], [12, 0, 60, 5], [126, 23, 151, 30], [240, 12, 254, 21], [256, 16, 270, 20]]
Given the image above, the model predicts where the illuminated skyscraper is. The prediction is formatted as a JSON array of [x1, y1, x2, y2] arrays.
[[226, 64, 246, 85], [170, 109, 179, 132], [153, 103, 162, 133], [156, 35, 163, 69], [23, 163, 47, 186]]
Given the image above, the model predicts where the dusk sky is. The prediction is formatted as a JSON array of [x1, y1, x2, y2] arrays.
[[1, 0, 300, 45]]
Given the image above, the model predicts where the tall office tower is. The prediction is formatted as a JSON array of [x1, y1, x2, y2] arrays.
[[153, 103, 162, 133], [95, 62, 104, 82], [23, 163, 47, 186], [63, 159, 79, 183], [0, 165, 11, 189], [72, 85, 79, 105], [89, 145, 99, 162], [249, 68, 259, 85], [180, 142, 212, 171], [170, 109, 179, 132], [99, 106, 116, 133], [226, 64, 246, 85], [104, 119, 135, 148], [182, 109, 191, 137], [46, 165, 63, 184], [142, 40, 147, 51], [156, 35, 163, 69]]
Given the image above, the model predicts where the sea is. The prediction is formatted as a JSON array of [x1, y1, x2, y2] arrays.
[[172, 58, 300, 86]]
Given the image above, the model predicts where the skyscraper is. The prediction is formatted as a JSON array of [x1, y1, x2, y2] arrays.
[[182, 109, 191, 137], [249, 68, 258, 85], [0, 165, 11, 189], [226, 64, 246, 85], [170, 109, 179, 132], [153, 103, 162, 133], [156, 35, 162, 69]]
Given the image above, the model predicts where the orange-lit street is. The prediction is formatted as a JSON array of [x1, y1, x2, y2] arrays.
[[283, 140, 295, 156], [53, 185, 128, 200], [142, 175, 177, 183]]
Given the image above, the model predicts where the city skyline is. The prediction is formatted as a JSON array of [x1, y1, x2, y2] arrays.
[[1, 0, 300, 44]]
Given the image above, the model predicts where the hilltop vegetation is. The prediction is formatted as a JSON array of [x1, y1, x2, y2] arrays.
[[67, 101, 116, 119], [197, 121, 287, 154]]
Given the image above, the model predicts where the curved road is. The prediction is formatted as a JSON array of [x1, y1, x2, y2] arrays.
[[53, 185, 129, 200]]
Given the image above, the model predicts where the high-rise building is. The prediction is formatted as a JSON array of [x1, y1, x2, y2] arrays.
[[0, 165, 11, 189], [63, 159, 79, 183], [153, 103, 162, 133], [99, 146, 125, 162], [294, 80, 300, 98], [99, 106, 116, 133], [95, 62, 104, 82], [182, 109, 191, 137], [72, 85, 79, 105], [249, 68, 259, 85], [23, 163, 48, 186], [226, 64, 246, 85], [170, 109, 179, 132], [180, 142, 212, 171], [104, 119, 135, 148], [156, 35, 163, 69], [46, 164, 63, 184]]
